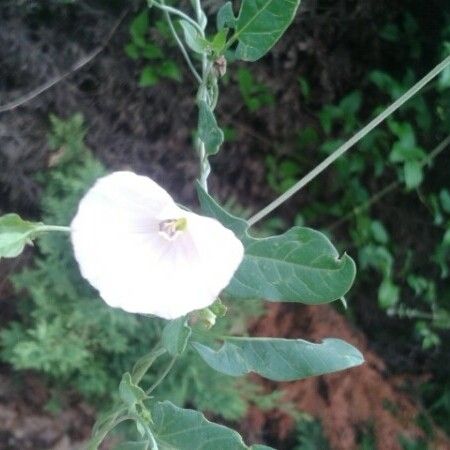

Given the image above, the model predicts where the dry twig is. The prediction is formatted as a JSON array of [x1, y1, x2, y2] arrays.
[[0, 9, 128, 114]]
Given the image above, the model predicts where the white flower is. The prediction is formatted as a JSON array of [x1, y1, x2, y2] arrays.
[[70, 171, 244, 319]]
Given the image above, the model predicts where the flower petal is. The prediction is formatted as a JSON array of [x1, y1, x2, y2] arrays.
[[71, 171, 244, 319]]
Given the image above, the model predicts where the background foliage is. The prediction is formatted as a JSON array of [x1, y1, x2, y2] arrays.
[[0, 0, 449, 448]]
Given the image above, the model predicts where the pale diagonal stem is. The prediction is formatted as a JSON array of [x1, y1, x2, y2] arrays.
[[0, 10, 128, 113], [248, 54, 450, 226], [39, 225, 71, 233]]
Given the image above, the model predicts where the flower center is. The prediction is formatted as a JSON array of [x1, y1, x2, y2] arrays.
[[158, 217, 187, 240]]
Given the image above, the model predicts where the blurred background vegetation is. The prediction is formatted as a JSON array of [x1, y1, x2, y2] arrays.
[[0, 0, 449, 449]]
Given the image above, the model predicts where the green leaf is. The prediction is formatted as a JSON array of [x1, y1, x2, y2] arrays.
[[141, 43, 164, 60], [388, 121, 417, 148], [139, 67, 159, 87], [298, 77, 310, 99], [0, 214, 43, 259], [162, 317, 191, 356], [198, 100, 225, 155], [211, 29, 229, 54], [179, 20, 210, 54], [443, 228, 450, 246], [217, 2, 236, 30], [389, 143, 425, 163], [130, 11, 149, 47], [438, 43, 450, 90], [196, 183, 248, 237], [192, 337, 363, 381], [378, 278, 399, 309], [251, 446, 276, 450], [228, 227, 356, 303], [339, 90, 362, 115], [115, 442, 149, 450], [439, 189, 450, 214], [370, 221, 389, 244], [157, 60, 182, 82], [119, 373, 148, 408], [404, 160, 423, 190], [197, 187, 356, 304], [228, 0, 302, 61], [150, 401, 248, 449], [125, 43, 140, 60]]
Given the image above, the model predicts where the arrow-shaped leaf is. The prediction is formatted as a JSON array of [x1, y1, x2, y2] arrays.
[[192, 337, 364, 381], [197, 185, 356, 304]]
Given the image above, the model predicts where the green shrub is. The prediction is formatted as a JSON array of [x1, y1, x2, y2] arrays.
[[293, 417, 330, 450], [125, 10, 182, 87]]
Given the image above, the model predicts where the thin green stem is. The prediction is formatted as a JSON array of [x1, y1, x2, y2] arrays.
[[146, 355, 178, 395], [328, 182, 398, 231], [421, 133, 450, 164], [159, 1, 202, 83], [152, 1, 203, 34], [132, 346, 166, 385], [391, 308, 438, 320], [327, 134, 450, 230], [148, 431, 159, 450], [248, 54, 450, 226]]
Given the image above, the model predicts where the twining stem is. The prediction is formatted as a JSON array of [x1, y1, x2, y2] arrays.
[[191, 0, 215, 192], [248, 54, 450, 226], [327, 134, 450, 230], [158, 0, 211, 190], [197, 144, 210, 192]]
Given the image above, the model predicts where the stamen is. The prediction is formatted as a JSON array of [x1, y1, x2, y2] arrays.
[[159, 218, 187, 240]]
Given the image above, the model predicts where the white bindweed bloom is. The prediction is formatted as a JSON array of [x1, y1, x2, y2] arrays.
[[70, 171, 244, 319]]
